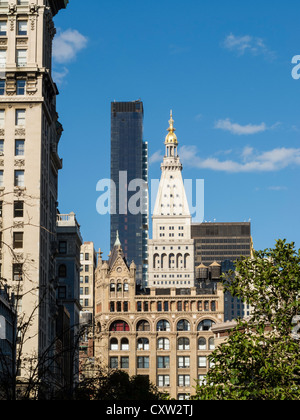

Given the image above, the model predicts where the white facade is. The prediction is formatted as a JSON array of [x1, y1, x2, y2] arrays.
[[148, 112, 195, 288]]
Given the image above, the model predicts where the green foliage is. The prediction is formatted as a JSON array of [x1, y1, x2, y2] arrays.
[[69, 369, 167, 401], [193, 240, 300, 400]]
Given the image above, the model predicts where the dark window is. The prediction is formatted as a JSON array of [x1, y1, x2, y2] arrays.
[[14, 201, 24, 218], [15, 140, 24, 156], [58, 286, 66, 299], [59, 241, 67, 254], [16, 80, 26, 95], [13, 263, 23, 282], [13, 232, 23, 249], [0, 80, 5, 95], [58, 264, 67, 278]]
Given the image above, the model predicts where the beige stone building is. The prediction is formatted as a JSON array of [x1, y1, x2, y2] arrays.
[[80, 241, 96, 320], [148, 112, 195, 289], [94, 238, 224, 399], [0, 0, 68, 379]]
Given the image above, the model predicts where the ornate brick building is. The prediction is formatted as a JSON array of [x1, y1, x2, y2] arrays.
[[94, 237, 224, 399]]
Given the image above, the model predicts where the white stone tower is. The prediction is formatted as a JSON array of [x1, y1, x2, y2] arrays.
[[148, 112, 195, 288]]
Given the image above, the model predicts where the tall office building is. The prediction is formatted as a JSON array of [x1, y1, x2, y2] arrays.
[[192, 222, 253, 321], [192, 222, 253, 267], [0, 0, 68, 381], [110, 100, 149, 286]]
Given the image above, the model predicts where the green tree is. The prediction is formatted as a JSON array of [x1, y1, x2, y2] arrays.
[[62, 369, 167, 401], [193, 239, 300, 400]]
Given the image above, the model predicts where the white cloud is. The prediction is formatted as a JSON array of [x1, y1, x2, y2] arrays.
[[53, 29, 88, 64], [223, 33, 275, 59], [52, 67, 69, 84], [178, 145, 300, 173], [267, 186, 288, 191], [215, 118, 268, 135], [149, 150, 164, 165]]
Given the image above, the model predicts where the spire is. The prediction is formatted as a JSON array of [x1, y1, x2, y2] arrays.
[[114, 230, 121, 247], [165, 110, 178, 145]]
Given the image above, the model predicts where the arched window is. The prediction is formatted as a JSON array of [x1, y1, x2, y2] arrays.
[[124, 282, 129, 292], [176, 253, 183, 269], [137, 320, 150, 332], [178, 337, 190, 350], [161, 254, 167, 269], [96, 322, 101, 334], [198, 337, 207, 350], [184, 253, 190, 269], [110, 320, 130, 332], [58, 264, 67, 278], [137, 338, 149, 351], [110, 283, 116, 292], [157, 337, 170, 350], [110, 338, 118, 350], [121, 338, 129, 351], [197, 319, 215, 332], [169, 253, 175, 269], [157, 320, 170, 332], [177, 319, 191, 332], [153, 253, 160, 269]]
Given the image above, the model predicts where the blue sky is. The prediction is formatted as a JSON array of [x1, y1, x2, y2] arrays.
[[52, 0, 300, 258]]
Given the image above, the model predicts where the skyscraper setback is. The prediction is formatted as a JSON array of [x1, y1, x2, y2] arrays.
[[110, 101, 149, 286]]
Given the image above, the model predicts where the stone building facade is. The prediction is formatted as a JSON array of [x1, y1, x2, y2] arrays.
[[0, 0, 68, 381], [94, 238, 224, 399]]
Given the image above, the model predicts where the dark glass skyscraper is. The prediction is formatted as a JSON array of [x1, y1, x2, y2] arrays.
[[110, 101, 149, 286]]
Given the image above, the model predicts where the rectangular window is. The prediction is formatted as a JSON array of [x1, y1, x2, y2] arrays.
[[13, 263, 23, 282], [0, 50, 6, 68], [0, 140, 3, 154], [157, 375, 170, 387], [178, 356, 190, 369], [157, 356, 170, 369], [137, 356, 149, 369], [16, 80, 26, 95], [121, 357, 129, 369], [0, 21, 7, 36], [110, 357, 118, 369], [16, 49, 27, 67], [198, 356, 207, 368], [59, 241, 67, 254], [16, 109, 25, 126], [14, 201, 24, 218], [0, 110, 4, 126], [178, 375, 190, 387], [0, 170, 3, 187], [13, 232, 23, 249], [14, 170, 24, 187], [58, 286, 66, 299], [0, 80, 5, 95], [15, 140, 24, 156], [17, 21, 27, 36]]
